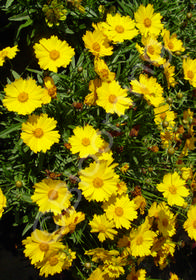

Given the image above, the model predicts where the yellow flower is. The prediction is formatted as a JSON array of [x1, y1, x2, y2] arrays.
[[142, 35, 163, 65], [94, 57, 115, 82], [53, 207, 85, 235], [154, 104, 176, 130], [181, 167, 193, 181], [83, 29, 113, 57], [120, 163, 129, 173], [162, 29, 185, 53], [157, 172, 189, 206], [0, 45, 19, 66], [130, 222, 156, 257], [116, 181, 127, 195], [131, 74, 164, 107], [133, 195, 147, 215], [163, 62, 177, 88], [31, 178, 72, 214], [68, 124, 103, 158], [42, 76, 57, 104], [183, 57, 196, 87], [169, 273, 179, 280], [102, 256, 126, 278], [0, 188, 6, 218], [157, 208, 176, 237], [88, 267, 104, 280], [102, 13, 138, 43], [22, 229, 64, 265], [34, 35, 75, 72], [79, 161, 119, 202], [127, 267, 147, 280], [20, 114, 60, 153], [134, 4, 163, 36], [89, 213, 118, 242], [84, 78, 101, 106], [104, 194, 138, 229], [85, 247, 119, 263], [184, 205, 196, 240], [2, 78, 44, 115], [96, 80, 133, 116]]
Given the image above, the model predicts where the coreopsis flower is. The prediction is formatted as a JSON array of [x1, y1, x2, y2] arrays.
[[157, 208, 176, 237], [169, 273, 179, 280], [83, 29, 113, 57], [126, 267, 147, 280], [0, 45, 19, 66], [94, 57, 115, 82], [42, 76, 57, 104], [68, 124, 103, 158], [78, 160, 119, 202], [120, 163, 129, 173], [183, 57, 196, 87], [154, 104, 176, 130], [133, 195, 147, 215], [163, 63, 177, 88], [84, 78, 101, 106], [183, 205, 196, 240], [34, 35, 75, 72], [53, 207, 85, 235], [104, 194, 138, 229], [157, 172, 189, 206], [22, 229, 64, 265], [102, 256, 126, 279], [129, 221, 156, 257], [181, 167, 193, 180], [134, 4, 163, 36], [85, 247, 119, 263], [31, 178, 72, 214], [96, 80, 133, 116], [89, 214, 118, 242], [162, 29, 185, 53], [116, 181, 127, 195], [20, 114, 60, 153], [102, 13, 138, 43], [2, 78, 44, 115], [35, 246, 76, 277], [131, 74, 164, 107], [42, 0, 67, 27], [0, 188, 6, 218], [88, 267, 104, 280]]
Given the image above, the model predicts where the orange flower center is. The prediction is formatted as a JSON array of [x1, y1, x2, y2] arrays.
[[92, 42, 100, 52], [144, 18, 151, 28], [193, 220, 196, 229], [49, 256, 58, 266], [33, 128, 44, 138], [162, 218, 169, 227], [69, 224, 76, 233], [93, 177, 103, 188], [109, 94, 117, 103], [136, 236, 143, 245], [115, 207, 124, 216], [49, 50, 60, 60], [168, 42, 174, 50], [169, 185, 177, 194], [82, 137, 90, 146], [148, 45, 155, 55], [187, 70, 194, 79], [160, 112, 166, 119], [39, 243, 49, 252], [48, 189, 58, 200], [18, 92, 29, 102], [115, 25, 124, 33], [141, 87, 150, 95], [98, 224, 106, 232]]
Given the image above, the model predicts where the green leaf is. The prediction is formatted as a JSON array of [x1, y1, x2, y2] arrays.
[[0, 123, 21, 138], [11, 70, 20, 79], [9, 14, 30, 21], [22, 222, 34, 236], [5, 0, 14, 8], [16, 18, 33, 40]]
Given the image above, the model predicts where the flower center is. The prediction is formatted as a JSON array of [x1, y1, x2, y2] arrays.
[[148, 45, 155, 55], [115, 207, 124, 216], [48, 189, 58, 200], [39, 243, 49, 252], [49, 256, 58, 266], [187, 70, 194, 79], [49, 50, 60, 60], [168, 42, 174, 50], [92, 42, 100, 52], [160, 112, 166, 119], [193, 220, 196, 229], [98, 224, 106, 232], [18, 92, 29, 102], [109, 94, 117, 104], [169, 185, 177, 194], [136, 236, 143, 245], [115, 25, 124, 33], [144, 18, 151, 28], [162, 218, 169, 227], [141, 87, 150, 95], [93, 177, 103, 188], [33, 128, 44, 138], [82, 137, 90, 146], [132, 276, 138, 280]]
